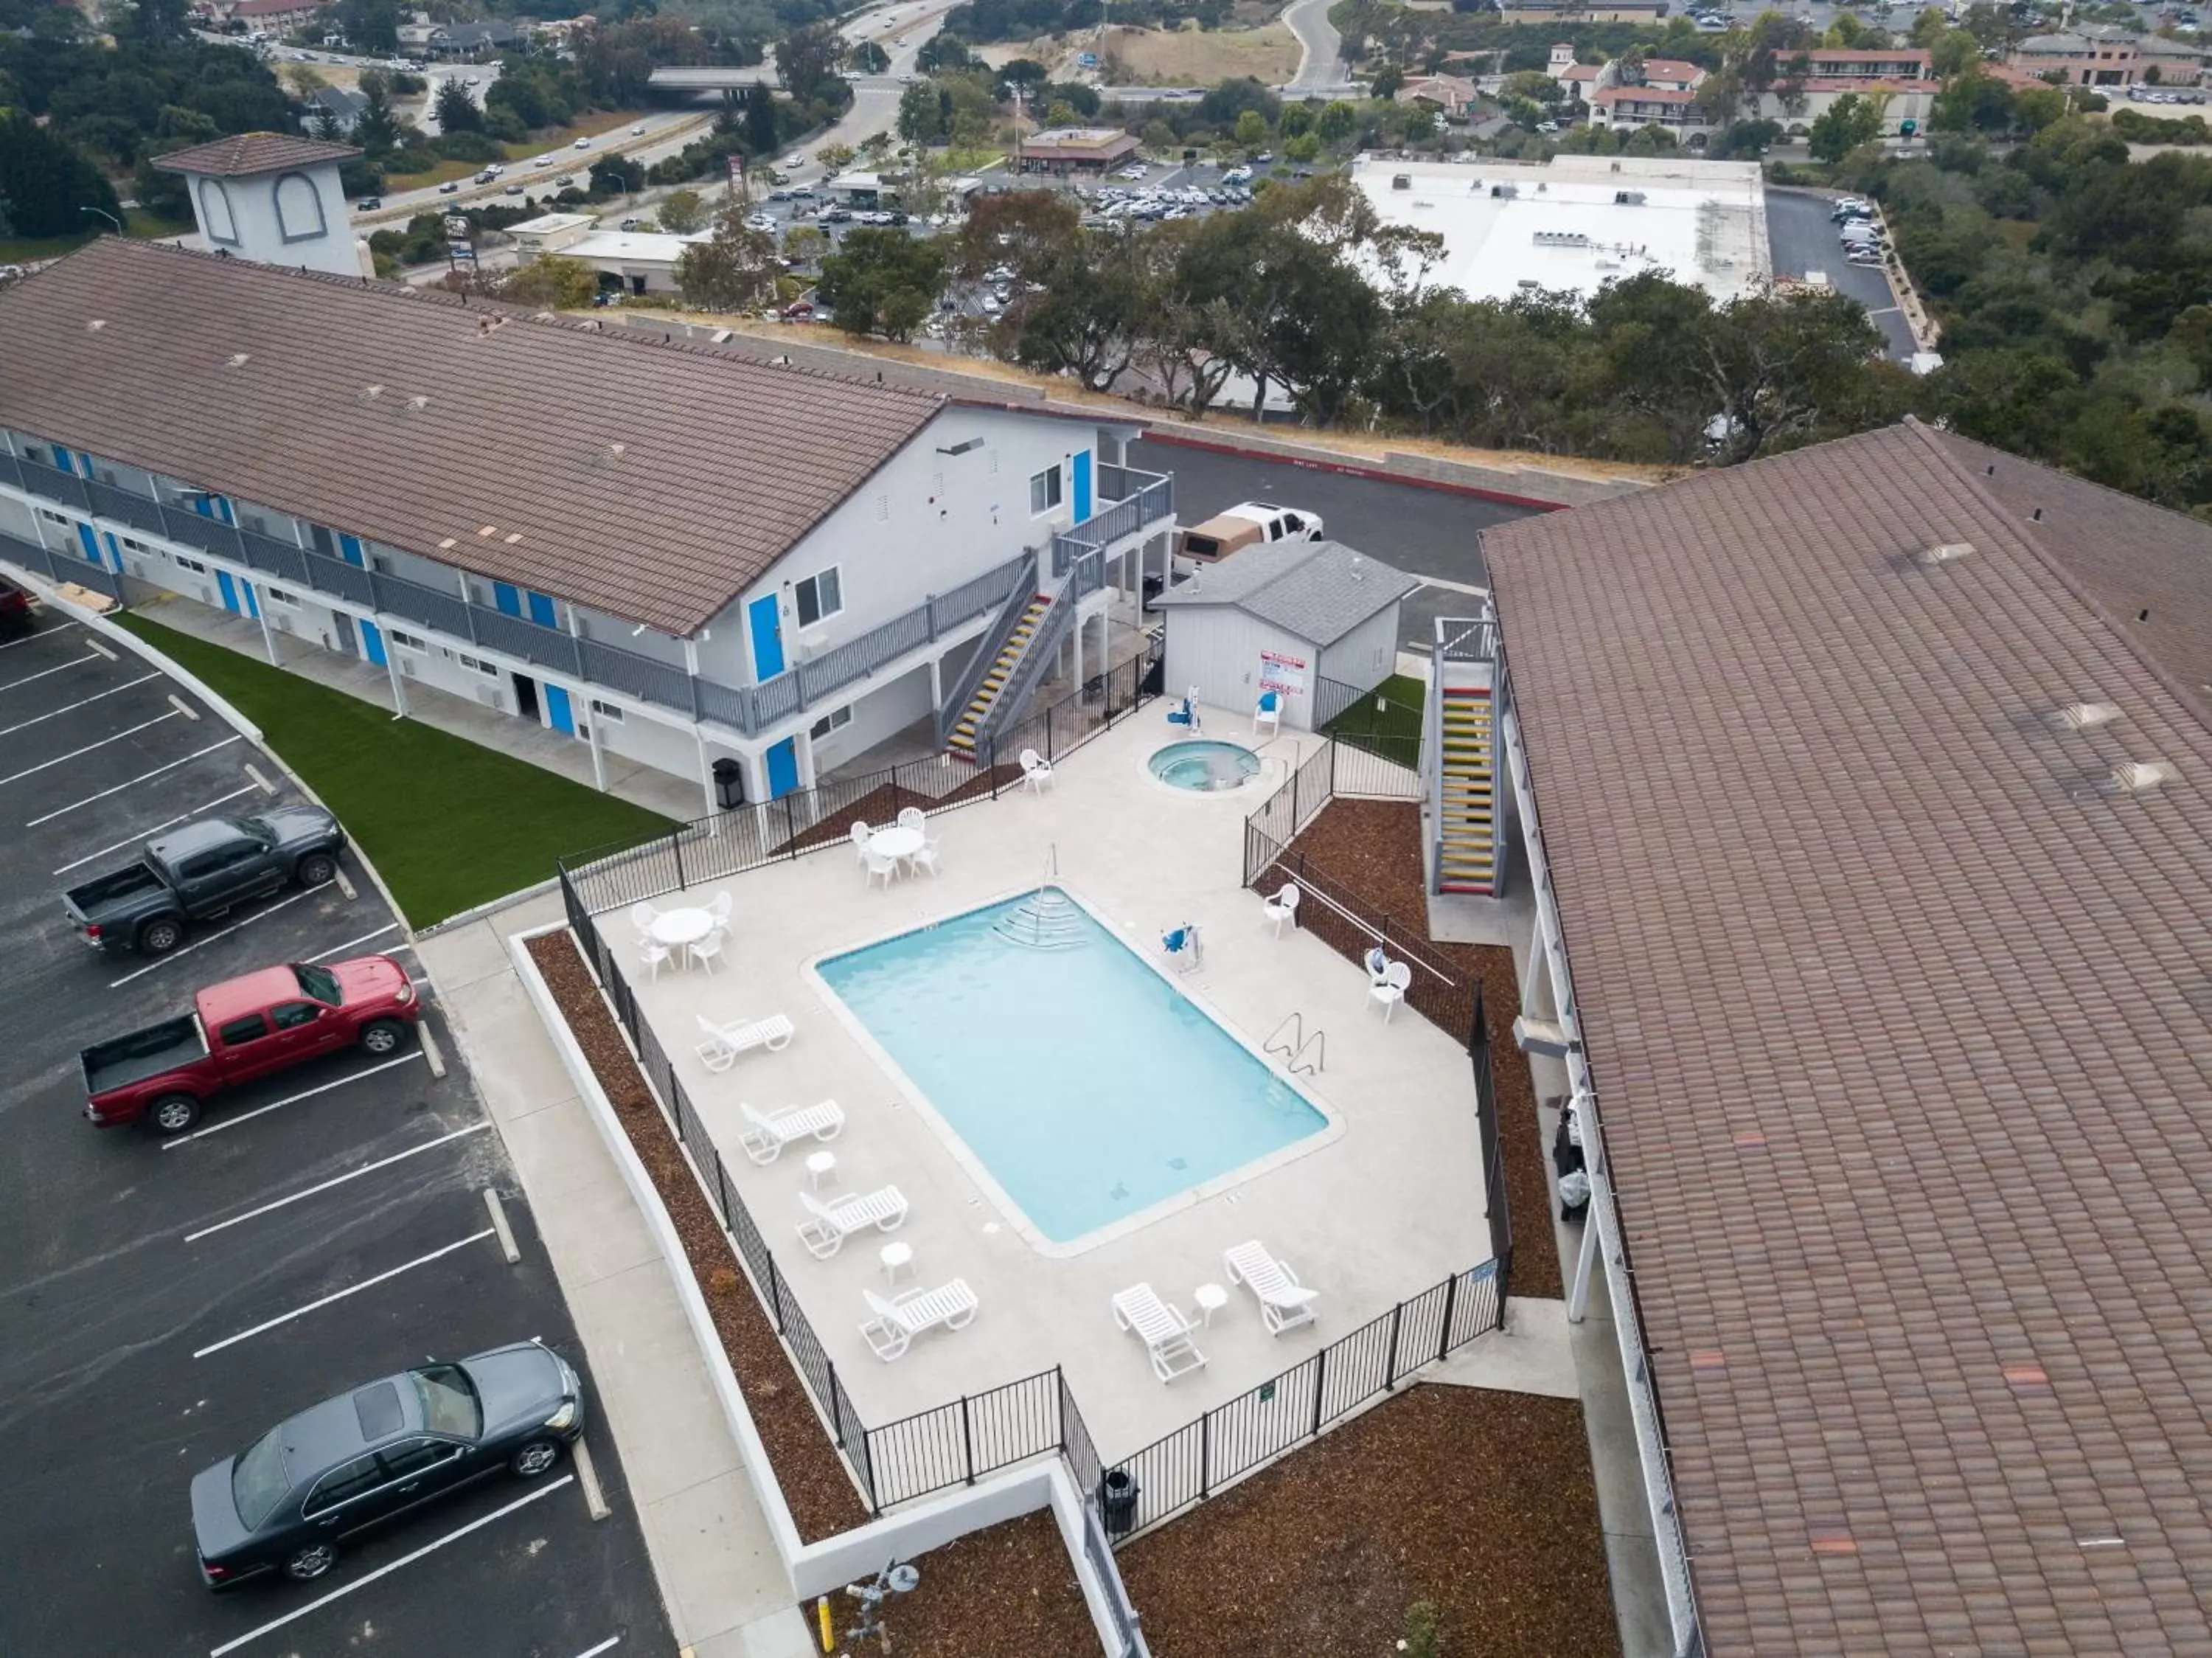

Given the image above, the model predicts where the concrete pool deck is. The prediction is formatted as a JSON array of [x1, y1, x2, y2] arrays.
[[611, 707, 1491, 1465]]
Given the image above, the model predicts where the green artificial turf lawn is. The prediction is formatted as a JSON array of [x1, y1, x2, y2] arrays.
[[1322, 673, 1426, 746], [115, 613, 678, 926]]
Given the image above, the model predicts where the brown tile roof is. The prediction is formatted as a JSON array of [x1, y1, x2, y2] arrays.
[[0, 238, 945, 634], [1484, 420, 2212, 1656], [152, 133, 363, 176]]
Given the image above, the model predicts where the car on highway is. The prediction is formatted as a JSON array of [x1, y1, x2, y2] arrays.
[[505, 183, 526, 195], [782, 153, 804, 167], [80, 954, 420, 1134], [573, 136, 592, 149], [192, 1341, 585, 1587], [555, 174, 576, 187], [474, 168, 498, 184], [355, 195, 382, 209], [630, 122, 647, 133], [532, 154, 554, 167], [439, 180, 460, 193], [63, 807, 347, 957]]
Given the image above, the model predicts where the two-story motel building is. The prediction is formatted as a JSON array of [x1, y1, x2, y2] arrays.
[[0, 239, 1174, 812]]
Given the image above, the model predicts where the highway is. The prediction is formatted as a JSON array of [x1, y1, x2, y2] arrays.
[[1281, 0, 1351, 94]]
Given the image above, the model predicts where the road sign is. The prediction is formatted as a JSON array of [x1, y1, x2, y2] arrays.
[[442, 215, 471, 238]]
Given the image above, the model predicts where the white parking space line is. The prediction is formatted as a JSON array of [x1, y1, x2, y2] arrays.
[[26, 735, 243, 825], [304, 923, 399, 961], [0, 651, 102, 693], [572, 1636, 621, 1657], [168, 693, 201, 721], [51, 783, 261, 875], [0, 673, 160, 737], [109, 884, 324, 988], [161, 1051, 425, 1148], [185, 1123, 493, 1241], [192, 1227, 496, 1358], [0, 620, 76, 650], [206, 1475, 575, 1657], [0, 711, 180, 788]]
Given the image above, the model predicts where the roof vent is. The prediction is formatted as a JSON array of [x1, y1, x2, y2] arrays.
[[361, 384, 384, 400], [407, 395, 431, 412], [2030, 507, 2044, 523], [477, 524, 498, 538], [503, 532, 523, 545], [2111, 761, 2177, 794], [1919, 541, 1975, 566], [2053, 701, 2120, 732], [227, 352, 251, 367], [86, 319, 106, 332]]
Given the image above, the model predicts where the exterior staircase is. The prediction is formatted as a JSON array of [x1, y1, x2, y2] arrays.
[[1434, 688, 1497, 894], [946, 594, 1048, 760]]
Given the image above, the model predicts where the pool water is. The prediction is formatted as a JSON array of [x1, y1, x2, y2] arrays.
[[1150, 740, 1262, 791], [815, 889, 1326, 1244]]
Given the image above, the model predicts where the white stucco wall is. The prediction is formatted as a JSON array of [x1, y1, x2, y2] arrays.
[[1163, 606, 1323, 732], [189, 162, 364, 279], [1316, 606, 1402, 701]]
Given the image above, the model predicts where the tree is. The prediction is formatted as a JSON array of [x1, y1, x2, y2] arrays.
[[817, 142, 857, 173], [1009, 229, 1147, 390], [953, 188, 1079, 280], [658, 188, 706, 232], [432, 77, 484, 136], [352, 73, 403, 156], [745, 83, 778, 155], [1369, 63, 1404, 100], [499, 256, 600, 310], [675, 213, 780, 311], [1315, 100, 1358, 147], [1234, 109, 1269, 152], [0, 111, 119, 237], [850, 41, 890, 74], [816, 226, 947, 339], [1809, 91, 1884, 162], [778, 22, 844, 103], [898, 80, 942, 142]]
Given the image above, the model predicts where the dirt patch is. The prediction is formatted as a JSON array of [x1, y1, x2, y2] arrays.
[[813, 1508, 1097, 1657], [1099, 21, 1303, 86], [1120, 1384, 1617, 1658], [525, 929, 870, 1541], [1260, 797, 1562, 1297]]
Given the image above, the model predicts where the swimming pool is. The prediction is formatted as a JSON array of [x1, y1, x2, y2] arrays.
[[814, 889, 1329, 1246], [1149, 740, 1261, 791]]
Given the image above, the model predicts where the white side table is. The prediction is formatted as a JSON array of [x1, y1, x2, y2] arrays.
[[804, 1150, 838, 1190], [880, 1241, 914, 1286], [1194, 1282, 1228, 1328]]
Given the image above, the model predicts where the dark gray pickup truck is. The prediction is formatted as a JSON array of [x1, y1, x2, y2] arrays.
[[62, 807, 348, 955]]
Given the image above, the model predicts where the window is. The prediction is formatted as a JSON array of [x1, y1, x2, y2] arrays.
[[809, 705, 852, 741], [411, 1364, 483, 1437], [231, 1428, 291, 1529], [37, 508, 68, 528], [270, 1002, 322, 1031], [588, 698, 626, 724], [265, 587, 296, 606], [793, 567, 842, 628], [1030, 465, 1062, 515], [217, 1013, 271, 1047], [379, 1440, 464, 1480], [175, 555, 209, 575], [388, 629, 426, 653], [302, 1454, 383, 1518], [456, 654, 497, 676], [292, 962, 341, 1003]]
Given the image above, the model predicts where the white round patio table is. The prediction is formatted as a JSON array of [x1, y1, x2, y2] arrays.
[[650, 908, 714, 953], [868, 826, 924, 870]]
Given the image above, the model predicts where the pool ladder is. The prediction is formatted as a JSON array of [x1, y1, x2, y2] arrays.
[[1265, 1013, 1326, 1077]]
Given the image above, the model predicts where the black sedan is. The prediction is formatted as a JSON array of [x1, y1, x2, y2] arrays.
[[192, 1342, 585, 1588]]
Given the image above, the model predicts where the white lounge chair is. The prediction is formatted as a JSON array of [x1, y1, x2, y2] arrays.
[[1370, 960, 1412, 1023], [736, 1097, 844, 1165], [797, 1184, 910, 1259], [864, 847, 900, 889], [1253, 689, 1281, 739], [695, 1012, 795, 1073], [1111, 1283, 1208, 1383], [1262, 883, 1300, 937], [687, 927, 727, 974], [1223, 1240, 1320, 1335], [849, 820, 872, 866], [860, 1278, 978, 1361], [1020, 748, 1054, 794]]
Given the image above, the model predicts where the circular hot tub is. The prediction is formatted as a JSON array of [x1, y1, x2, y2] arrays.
[[1149, 740, 1262, 792]]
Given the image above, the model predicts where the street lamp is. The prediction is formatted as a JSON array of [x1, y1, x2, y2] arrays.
[[80, 206, 123, 234]]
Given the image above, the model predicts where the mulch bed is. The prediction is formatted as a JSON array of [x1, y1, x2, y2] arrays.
[[1119, 1384, 1617, 1658], [812, 1508, 1098, 1657], [1262, 797, 1562, 1297], [526, 930, 870, 1542]]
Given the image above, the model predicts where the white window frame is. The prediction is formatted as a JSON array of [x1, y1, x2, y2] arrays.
[[1029, 464, 1062, 516], [265, 586, 298, 606], [457, 653, 498, 676], [388, 628, 427, 653], [809, 704, 852, 741], [793, 566, 843, 629]]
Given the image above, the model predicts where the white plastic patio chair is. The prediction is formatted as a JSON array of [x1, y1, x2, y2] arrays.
[[896, 805, 925, 832], [1111, 1283, 1208, 1383], [864, 847, 900, 889], [1253, 689, 1281, 739], [1262, 883, 1300, 937], [709, 890, 734, 927], [1370, 960, 1412, 1023], [1223, 1240, 1320, 1336], [860, 1278, 978, 1361], [628, 901, 661, 937], [638, 936, 673, 982], [687, 926, 727, 974], [736, 1097, 844, 1165], [695, 1012, 795, 1073], [849, 820, 872, 866], [796, 1184, 910, 1260], [907, 833, 942, 878], [1020, 748, 1054, 794]]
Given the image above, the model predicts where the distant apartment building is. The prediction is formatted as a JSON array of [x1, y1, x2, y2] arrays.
[[1556, 44, 1935, 138], [1500, 0, 1669, 22], [2010, 27, 2207, 87]]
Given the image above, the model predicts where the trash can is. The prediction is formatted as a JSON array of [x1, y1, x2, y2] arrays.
[[1098, 1469, 1140, 1538], [712, 757, 744, 811]]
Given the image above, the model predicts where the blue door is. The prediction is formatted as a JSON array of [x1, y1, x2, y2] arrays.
[[215, 569, 240, 614], [543, 683, 574, 735], [493, 582, 522, 617], [1072, 450, 1093, 523], [338, 534, 366, 567], [214, 496, 234, 527], [526, 591, 557, 629], [242, 580, 260, 620], [76, 522, 100, 564], [360, 619, 387, 667], [748, 594, 784, 681], [53, 449, 77, 476], [765, 738, 799, 798], [102, 532, 124, 573]]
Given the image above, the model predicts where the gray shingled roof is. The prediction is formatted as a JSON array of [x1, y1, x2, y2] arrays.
[[152, 133, 364, 176], [1484, 417, 2212, 1656], [1152, 538, 1418, 647], [0, 238, 946, 635]]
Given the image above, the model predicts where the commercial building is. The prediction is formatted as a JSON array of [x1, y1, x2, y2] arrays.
[[1554, 44, 1934, 138], [1484, 417, 2212, 1654], [1014, 128, 1144, 177], [1498, 0, 1669, 21], [2010, 27, 2207, 87], [505, 212, 714, 296], [0, 240, 1175, 810]]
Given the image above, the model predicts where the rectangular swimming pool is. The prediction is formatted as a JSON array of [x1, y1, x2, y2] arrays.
[[814, 889, 1328, 1246]]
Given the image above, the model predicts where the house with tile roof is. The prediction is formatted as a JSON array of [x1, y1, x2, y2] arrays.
[[1462, 417, 2212, 1654], [0, 240, 1172, 809]]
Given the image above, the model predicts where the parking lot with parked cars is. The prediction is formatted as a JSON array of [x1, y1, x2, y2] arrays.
[[0, 603, 669, 1656]]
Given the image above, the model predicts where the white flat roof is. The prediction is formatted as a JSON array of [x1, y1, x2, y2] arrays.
[[1351, 154, 1770, 305], [563, 229, 714, 266], [507, 212, 596, 235]]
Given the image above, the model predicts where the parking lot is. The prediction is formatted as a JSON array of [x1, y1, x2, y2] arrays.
[[0, 610, 670, 1656]]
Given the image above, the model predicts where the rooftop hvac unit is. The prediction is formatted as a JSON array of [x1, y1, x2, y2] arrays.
[[1491, 184, 1519, 198], [1391, 173, 1412, 190], [1615, 190, 1647, 205]]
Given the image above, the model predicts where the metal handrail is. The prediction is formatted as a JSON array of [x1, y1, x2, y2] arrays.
[[970, 548, 1099, 749], [933, 548, 1040, 746]]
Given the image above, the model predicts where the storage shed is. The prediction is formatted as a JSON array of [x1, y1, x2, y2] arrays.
[[1152, 539, 1418, 731]]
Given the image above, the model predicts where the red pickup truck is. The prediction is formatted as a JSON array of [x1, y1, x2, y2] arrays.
[[80, 957, 420, 1135]]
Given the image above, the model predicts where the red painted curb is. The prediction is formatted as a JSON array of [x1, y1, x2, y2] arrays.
[[1139, 428, 1573, 512]]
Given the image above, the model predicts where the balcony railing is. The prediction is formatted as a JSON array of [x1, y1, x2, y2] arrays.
[[0, 449, 1167, 740]]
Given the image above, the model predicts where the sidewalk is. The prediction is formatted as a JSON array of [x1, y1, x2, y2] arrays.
[[414, 892, 815, 1658]]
